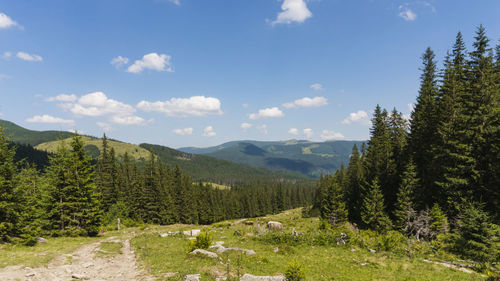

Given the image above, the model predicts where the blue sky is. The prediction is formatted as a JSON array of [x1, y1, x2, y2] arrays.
[[1, 0, 499, 148]]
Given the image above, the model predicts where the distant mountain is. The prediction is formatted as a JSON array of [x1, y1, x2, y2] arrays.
[[0, 119, 74, 146], [179, 140, 366, 178], [0, 119, 308, 184], [139, 143, 308, 184]]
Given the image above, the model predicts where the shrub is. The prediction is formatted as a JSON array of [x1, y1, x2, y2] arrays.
[[376, 230, 406, 253], [187, 229, 213, 253], [22, 236, 37, 247], [284, 260, 306, 281]]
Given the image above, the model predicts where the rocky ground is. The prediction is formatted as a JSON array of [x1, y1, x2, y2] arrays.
[[0, 236, 155, 281]]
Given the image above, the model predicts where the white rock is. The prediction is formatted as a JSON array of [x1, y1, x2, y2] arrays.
[[273, 247, 279, 253], [25, 272, 35, 277], [36, 237, 47, 243], [240, 274, 286, 281], [184, 274, 201, 281], [369, 248, 376, 253], [189, 249, 219, 259]]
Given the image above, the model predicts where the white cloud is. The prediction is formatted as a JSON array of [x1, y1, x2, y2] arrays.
[[173, 127, 193, 136], [97, 122, 113, 132], [110, 56, 129, 68], [26, 114, 75, 125], [0, 13, 20, 29], [257, 124, 268, 134], [2, 52, 11, 59], [310, 83, 323, 91], [16, 52, 43, 62], [241, 122, 253, 130], [127, 53, 173, 73], [272, 0, 312, 25], [283, 96, 328, 109], [45, 94, 78, 102], [342, 110, 371, 125], [407, 103, 414, 113], [58, 91, 146, 125], [202, 126, 216, 137], [249, 107, 284, 120], [303, 128, 314, 139], [70, 92, 136, 117], [288, 128, 299, 135], [0, 73, 10, 80], [320, 130, 345, 141], [168, 0, 180, 5], [111, 115, 147, 125], [137, 96, 223, 117], [398, 5, 417, 21]]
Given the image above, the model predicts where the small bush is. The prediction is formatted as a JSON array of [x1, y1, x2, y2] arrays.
[[284, 260, 306, 281], [187, 230, 213, 253], [376, 230, 406, 253], [22, 236, 37, 247]]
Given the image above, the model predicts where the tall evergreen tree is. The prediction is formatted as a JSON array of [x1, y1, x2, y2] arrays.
[[409, 47, 440, 207], [0, 128, 20, 241], [96, 134, 118, 211], [394, 159, 419, 232], [361, 178, 392, 232], [321, 178, 348, 227], [345, 144, 364, 224], [67, 135, 101, 236]]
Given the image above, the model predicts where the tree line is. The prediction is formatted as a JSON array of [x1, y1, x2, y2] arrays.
[[0, 132, 314, 242], [313, 25, 499, 264]]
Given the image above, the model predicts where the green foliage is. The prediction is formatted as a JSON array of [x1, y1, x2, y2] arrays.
[[22, 235, 37, 247], [361, 178, 392, 232], [394, 160, 418, 232], [0, 127, 20, 242], [429, 203, 449, 235], [284, 260, 306, 281], [453, 202, 499, 264], [187, 230, 213, 253]]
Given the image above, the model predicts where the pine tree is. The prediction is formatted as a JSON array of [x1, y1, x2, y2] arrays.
[[96, 134, 118, 211], [429, 203, 449, 235], [66, 135, 101, 236], [387, 108, 408, 213], [15, 164, 44, 236], [409, 47, 440, 207], [361, 178, 392, 232], [455, 202, 499, 264], [345, 144, 364, 224], [322, 179, 348, 227], [0, 127, 20, 241], [394, 159, 418, 232]]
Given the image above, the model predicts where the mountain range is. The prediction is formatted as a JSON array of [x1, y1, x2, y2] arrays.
[[1, 119, 364, 181]]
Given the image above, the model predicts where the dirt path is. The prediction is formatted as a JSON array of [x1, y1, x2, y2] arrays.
[[0, 237, 156, 281]]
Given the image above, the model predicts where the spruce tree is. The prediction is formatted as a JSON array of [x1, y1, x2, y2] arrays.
[[322, 179, 348, 227], [0, 128, 19, 241], [96, 134, 118, 211], [455, 202, 499, 264], [345, 144, 364, 224], [361, 178, 392, 232], [394, 159, 418, 232], [67, 135, 101, 236], [429, 203, 449, 235], [409, 47, 440, 207]]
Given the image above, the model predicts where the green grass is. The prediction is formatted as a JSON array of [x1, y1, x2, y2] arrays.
[[35, 136, 151, 161], [130, 209, 484, 281], [0, 236, 103, 268], [95, 242, 123, 257]]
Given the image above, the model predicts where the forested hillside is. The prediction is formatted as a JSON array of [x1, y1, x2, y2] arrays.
[[312, 26, 499, 266], [0, 120, 74, 146], [180, 140, 365, 178], [140, 143, 309, 183]]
